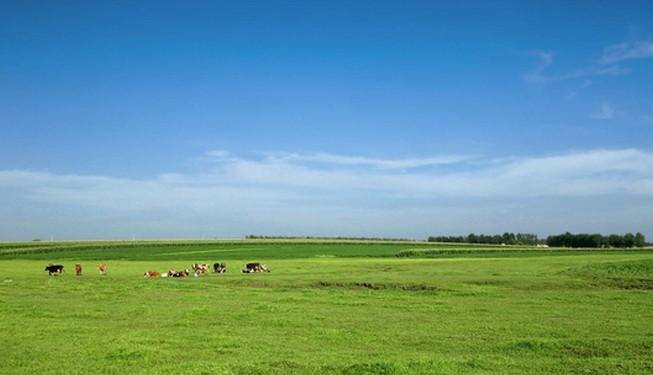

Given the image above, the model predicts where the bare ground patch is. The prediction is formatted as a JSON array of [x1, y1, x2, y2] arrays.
[[313, 280, 443, 292]]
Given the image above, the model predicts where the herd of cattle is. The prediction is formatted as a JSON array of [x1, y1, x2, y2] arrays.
[[44, 262, 270, 277]]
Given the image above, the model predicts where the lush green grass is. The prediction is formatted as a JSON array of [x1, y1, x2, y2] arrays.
[[1, 241, 652, 374], [0, 239, 641, 261], [0, 241, 412, 260]]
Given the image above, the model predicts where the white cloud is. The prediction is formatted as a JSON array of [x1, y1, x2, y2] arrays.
[[1, 149, 652, 239], [590, 102, 615, 120], [523, 51, 555, 83], [524, 50, 627, 84], [1, 149, 652, 205], [599, 40, 653, 64], [255, 152, 474, 170], [524, 39, 653, 85], [560, 65, 628, 81]]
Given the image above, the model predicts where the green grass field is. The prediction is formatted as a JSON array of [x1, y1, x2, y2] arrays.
[[1, 240, 652, 374]]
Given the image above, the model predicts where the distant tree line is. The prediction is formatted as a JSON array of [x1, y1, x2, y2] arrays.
[[427, 233, 540, 245], [244, 235, 416, 242], [427, 232, 647, 248], [545, 232, 646, 248]]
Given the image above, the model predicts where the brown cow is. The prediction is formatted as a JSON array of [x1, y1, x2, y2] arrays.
[[75, 264, 82, 276], [97, 263, 108, 275], [143, 270, 160, 278]]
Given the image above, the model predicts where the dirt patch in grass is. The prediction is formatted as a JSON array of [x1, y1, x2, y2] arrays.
[[465, 279, 513, 287], [313, 280, 442, 292]]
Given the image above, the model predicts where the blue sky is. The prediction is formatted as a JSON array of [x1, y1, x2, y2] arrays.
[[1, 1, 653, 240]]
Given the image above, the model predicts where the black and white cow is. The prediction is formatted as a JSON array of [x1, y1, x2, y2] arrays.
[[169, 269, 190, 278], [213, 262, 227, 273], [191, 263, 209, 275], [242, 262, 270, 273], [44, 264, 64, 276]]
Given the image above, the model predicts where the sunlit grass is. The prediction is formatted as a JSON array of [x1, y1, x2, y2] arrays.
[[1, 241, 652, 373]]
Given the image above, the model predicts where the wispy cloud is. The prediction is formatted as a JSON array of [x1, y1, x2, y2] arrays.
[[524, 39, 653, 84], [202, 150, 475, 171], [599, 40, 653, 64], [524, 51, 627, 84], [259, 152, 474, 170], [1, 149, 652, 207], [590, 102, 616, 120], [2, 149, 652, 239], [523, 51, 555, 84]]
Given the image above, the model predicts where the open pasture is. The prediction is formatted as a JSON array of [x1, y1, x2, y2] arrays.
[[1, 241, 652, 374]]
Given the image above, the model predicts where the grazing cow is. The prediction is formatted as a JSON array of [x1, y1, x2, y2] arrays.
[[97, 263, 108, 275], [75, 264, 82, 276], [213, 262, 227, 273], [191, 263, 209, 275], [242, 262, 271, 273], [44, 264, 64, 276], [160, 272, 169, 278], [169, 269, 190, 278], [143, 270, 160, 278]]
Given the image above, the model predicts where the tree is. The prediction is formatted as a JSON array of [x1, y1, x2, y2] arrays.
[[623, 233, 635, 248]]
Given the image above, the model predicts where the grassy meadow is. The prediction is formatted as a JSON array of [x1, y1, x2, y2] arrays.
[[1, 240, 652, 374]]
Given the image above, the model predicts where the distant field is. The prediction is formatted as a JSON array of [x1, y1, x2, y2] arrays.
[[0, 239, 431, 260], [1, 239, 646, 260], [1, 240, 652, 374]]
